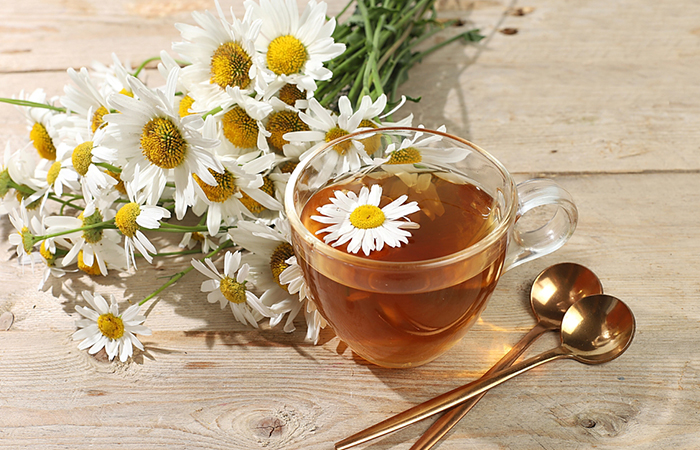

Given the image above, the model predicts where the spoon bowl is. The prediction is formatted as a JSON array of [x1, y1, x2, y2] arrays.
[[561, 294, 636, 364], [531, 262, 603, 329]]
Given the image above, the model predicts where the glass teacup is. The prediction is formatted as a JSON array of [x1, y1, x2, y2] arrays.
[[285, 127, 577, 368]]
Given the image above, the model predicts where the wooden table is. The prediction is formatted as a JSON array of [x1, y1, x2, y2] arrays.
[[1, 0, 699, 448]]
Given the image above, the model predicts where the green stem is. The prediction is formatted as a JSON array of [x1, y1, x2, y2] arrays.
[[158, 223, 235, 233], [335, 0, 356, 19], [202, 106, 222, 119], [94, 162, 122, 173], [149, 249, 204, 258], [48, 194, 84, 211], [8, 180, 34, 195], [34, 220, 117, 242], [0, 98, 66, 113], [138, 239, 234, 306], [132, 55, 191, 77]]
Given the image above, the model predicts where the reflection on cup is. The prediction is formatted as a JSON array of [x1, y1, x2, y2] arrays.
[[285, 127, 577, 368]]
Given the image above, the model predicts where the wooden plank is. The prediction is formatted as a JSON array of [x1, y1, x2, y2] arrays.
[[1, 172, 699, 448], [401, 0, 700, 173]]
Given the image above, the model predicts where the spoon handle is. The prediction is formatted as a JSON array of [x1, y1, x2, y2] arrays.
[[410, 323, 549, 450], [334, 347, 569, 450]]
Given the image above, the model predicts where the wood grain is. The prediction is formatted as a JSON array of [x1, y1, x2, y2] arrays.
[[1, 0, 699, 449]]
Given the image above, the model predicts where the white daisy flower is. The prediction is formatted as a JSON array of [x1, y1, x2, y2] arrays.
[[173, 0, 265, 110], [64, 126, 119, 202], [44, 193, 125, 276], [3, 142, 46, 214], [264, 96, 310, 156], [216, 86, 272, 154], [277, 253, 327, 344], [267, 158, 298, 205], [115, 168, 172, 269], [157, 51, 201, 119], [285, 96, 374, 182], [191, 250, 270, 327], [228, 218, 323, 341], [33, 218, 74, 291], [18, 89, 66, 161], [73, 291, 151, 362], [37, 250, 70, 292], [262, 80, 311, 111], [193, 150, 280, 235], [0, 142, 14, 191], [105, 67, 223, 220], [61, 67, 113, 133], [245, 0, 345, 92], [311, 184, 420, 256], [90, 53, 136, 98], [381, 125, 465, 166], [34, 143, 80, 200], [8, 204, 39, 263], [179, 231, 222, 253], [379, 126, 468, 214]]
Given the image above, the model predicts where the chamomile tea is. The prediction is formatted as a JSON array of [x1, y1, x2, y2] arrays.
[[295, 170, 506, 367]]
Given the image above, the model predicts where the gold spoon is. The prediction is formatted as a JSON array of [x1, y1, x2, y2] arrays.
[[335, 294, 636, 449], [411, 262, 603, 450]]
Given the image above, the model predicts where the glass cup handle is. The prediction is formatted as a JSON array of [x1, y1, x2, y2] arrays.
[[504, 178, 578, 271]]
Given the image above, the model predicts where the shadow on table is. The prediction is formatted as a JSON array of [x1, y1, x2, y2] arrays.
[[401, 0, 517, 139]]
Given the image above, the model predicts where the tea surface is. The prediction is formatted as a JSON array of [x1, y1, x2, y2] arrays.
[[300, 172, 496, 261]]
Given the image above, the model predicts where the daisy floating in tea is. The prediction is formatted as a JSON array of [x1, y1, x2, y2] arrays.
[[310, 184, 420, 256]]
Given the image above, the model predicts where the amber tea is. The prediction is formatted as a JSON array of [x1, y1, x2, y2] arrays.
[[296, 171, 507, 368]]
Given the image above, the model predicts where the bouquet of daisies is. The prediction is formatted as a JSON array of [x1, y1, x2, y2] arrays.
[[0, 0, 482, 362]]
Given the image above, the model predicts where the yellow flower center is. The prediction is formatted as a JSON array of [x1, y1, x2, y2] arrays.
[[97, 313, 125, 340], [349, 204, 385, 229], [30, 122, 56, 160], [0, 169, 10, 198], [267, 35, 307, 76], [240, 176, 275, 214], [77, 250, 104, 276], [269, 242, 295, 292], [79, 209, 104, 244], [277, 160, 297, 174], [119, 88, 134, 98], [20, 226, 34, 254], [178, 95, 195, 118], [219, 276, 247, 304], [115, 202, 141, 238], [140, 117, 188, 169], [325, 127, 351, 155], [40, 241, 56, 266], [72, 141, 93, 176], [387, 147, 423, 164], [191, 232, 205, 242], [210, 41, 253, 90], [193, 168, 237, 203], [278, 84, 305, 106], [91, 106, 109, 133], [266, 110, 310, 153], [16, 189, 41, 211], [107, 170, 127, 195], [46, 161, 62, 185], [222, 106, 258, 149], [358, 120, 381, 156]]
